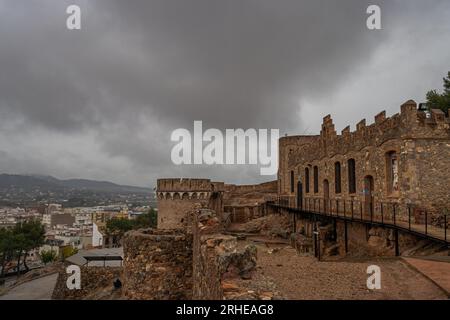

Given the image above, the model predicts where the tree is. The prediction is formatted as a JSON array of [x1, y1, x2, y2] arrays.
[[106, 218, 134, 235], [40, 249, 57, 265], [0, 229, 15, 278], [0, 220, 45, 278], [105, 209, 158, 247], [11, 232, 26, 276], [5, 220, 46, 276], [13, 220, 45, 273], [134, 208, 158, 229], [61, 246, 78, 261], [426, 71, 450, 116], [106, 218, 134, 247]]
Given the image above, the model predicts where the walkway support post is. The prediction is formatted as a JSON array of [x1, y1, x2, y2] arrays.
[[343, 201, 346, 218], [445, 214, 447, 242], [344, 220, 348, 254], [393, 203, 396, 225], [351, 200, 354, 219], [394, 229, 399, 256], [360, 202, 363, 220], [408, 205, 411, 231]]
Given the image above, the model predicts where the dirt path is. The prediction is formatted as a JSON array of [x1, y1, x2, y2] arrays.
[[244, 241, 447, 300]]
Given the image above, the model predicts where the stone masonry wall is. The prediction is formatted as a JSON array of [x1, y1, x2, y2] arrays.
[[192, 208, 226, 299], [413, 139, 450, 223], [191, 207, 257, 300], [122, 228, 193, 299], [158, 198, 208, 229]]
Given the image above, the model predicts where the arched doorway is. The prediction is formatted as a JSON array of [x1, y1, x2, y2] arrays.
[[323, 180, 329, 213], [364, 175, 374, 219]]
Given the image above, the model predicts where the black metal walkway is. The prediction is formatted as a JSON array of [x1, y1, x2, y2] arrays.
[[269, 200, 449, 247]]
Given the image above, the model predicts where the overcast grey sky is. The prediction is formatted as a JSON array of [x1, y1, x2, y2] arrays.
[[0, 0, 449, 187]]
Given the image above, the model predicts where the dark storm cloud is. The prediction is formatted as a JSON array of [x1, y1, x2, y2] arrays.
[[0, 0, 449, 186]]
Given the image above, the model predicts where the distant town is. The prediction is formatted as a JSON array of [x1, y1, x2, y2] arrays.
[[0, 174, 155, 208], [0, 174, 156, 279]]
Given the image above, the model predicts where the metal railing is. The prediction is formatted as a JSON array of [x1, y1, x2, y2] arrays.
[[269, 197, 449, 245]]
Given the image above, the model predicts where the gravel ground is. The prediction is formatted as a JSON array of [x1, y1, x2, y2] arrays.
[[245, 241, 447, 300]]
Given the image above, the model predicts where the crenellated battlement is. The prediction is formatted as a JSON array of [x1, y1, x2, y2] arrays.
[[279, 135, 320, 148], [157, 178, 213, 192], [288, 100, 450, 166], [156, 178, 226, 229]]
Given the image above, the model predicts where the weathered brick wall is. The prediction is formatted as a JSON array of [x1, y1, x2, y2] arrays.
[[122, 229, 193, 300]]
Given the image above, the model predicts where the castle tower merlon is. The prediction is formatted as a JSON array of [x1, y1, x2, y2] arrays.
[[400, 99, 417, 114], [400, 99, 419, 128], [341, 126, 351, 136], [430, 108, 446, 124], [320, 114, 337, 139], [323, 114, 332, 123], [375, 111, 386, 124], [356, 119, 366, 132]]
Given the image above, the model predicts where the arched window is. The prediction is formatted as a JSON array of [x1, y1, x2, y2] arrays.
[[305, 168, 310, 193], [290, 170, 295, 193], [348, 159, 356, 194], [386, 151, 398, 194], [313, 166, 319, 193], [335, 162, 341, 194]]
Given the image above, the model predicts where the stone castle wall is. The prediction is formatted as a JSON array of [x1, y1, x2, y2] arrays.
[[279, 100, 450, 223], [278, 135, 320, 196], [222, 180, 277, 223], [157, 178, 276, 227], [121, 206, 258, 300], [413, 139, 450, 217], [191, 208, 258, 300], [156, 178, 219, 229], [223, 180, 278, 196], [192, 208, 230, 299]]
